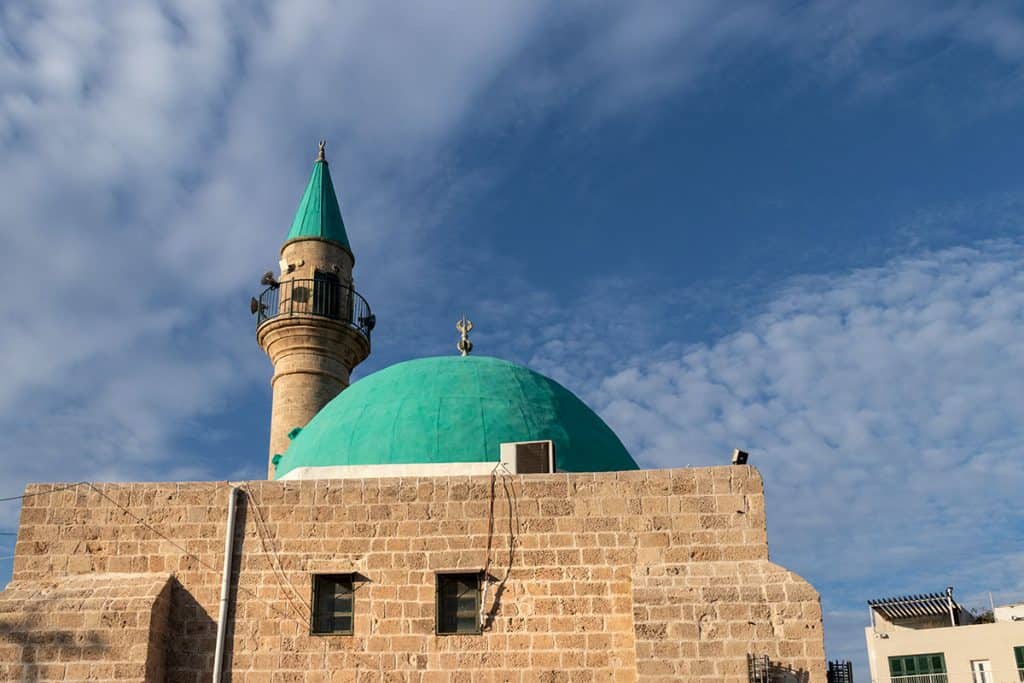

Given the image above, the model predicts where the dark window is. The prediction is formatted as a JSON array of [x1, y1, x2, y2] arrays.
[[312, 271, 341, 319], [312, 574, 354, 635], [1014, 646, 1024, 679], [436, 572, 481, 635], [888, 653, 946, 678]]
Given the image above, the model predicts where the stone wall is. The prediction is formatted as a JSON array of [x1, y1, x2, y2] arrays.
[[7, 466, 825, 682], [0, 572, 172, 682], [632, 563, 822, 682]]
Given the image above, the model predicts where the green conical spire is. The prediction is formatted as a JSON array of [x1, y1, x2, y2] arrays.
[[286, 140, 351, 250]]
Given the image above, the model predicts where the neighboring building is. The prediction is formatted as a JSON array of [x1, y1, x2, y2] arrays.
[[0, 142, 828, 682], [864, 588, 1024, 683]]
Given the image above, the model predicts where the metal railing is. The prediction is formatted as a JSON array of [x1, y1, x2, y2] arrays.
[[827, 660, 853, 683], [748, 653, 809, 683], [885, 668, 1024, 683], [254, 278, 374, 343]]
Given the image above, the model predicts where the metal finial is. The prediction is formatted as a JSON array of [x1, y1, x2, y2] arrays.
[[316, 139, 327, 162], [456, 316, 474, 356]]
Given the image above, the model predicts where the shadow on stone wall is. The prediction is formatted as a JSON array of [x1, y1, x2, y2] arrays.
[[0, 615, 105, 683], [481, 473, 522, 631], [166, 576, 218, 680]]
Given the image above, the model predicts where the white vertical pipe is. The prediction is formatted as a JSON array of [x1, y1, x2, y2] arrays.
[[212, 486, 239, 682]]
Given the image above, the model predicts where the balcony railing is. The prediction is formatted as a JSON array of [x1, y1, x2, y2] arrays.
[[891, 675, 948, 683], [1018, 667, 1024, 682], [253, 278, 374, 343]]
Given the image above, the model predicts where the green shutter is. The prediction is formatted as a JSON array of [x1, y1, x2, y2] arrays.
[[889, 654, 946, 676], [1014, 645, 1024, 669]]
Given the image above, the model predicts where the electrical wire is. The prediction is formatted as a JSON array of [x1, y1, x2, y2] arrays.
[[238, 483, 331, 674], [480, 462, 518, 630], [0, 479, 312, 632], [78, 481, 312, 633], [240, 483, 311, 623], [0, 481, 87, 502]]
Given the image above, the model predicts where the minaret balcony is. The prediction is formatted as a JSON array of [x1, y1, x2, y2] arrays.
[[253, 278, 374, 344]]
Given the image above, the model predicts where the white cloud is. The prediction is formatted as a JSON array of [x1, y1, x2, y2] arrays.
[[2, 3, 1024, 665], [3, 1, 1023, 490], [594, 241, 1024, 578], [0, 1, 560, 495], [466, 233, 1024, 671], [513, 240, 1024, 672]]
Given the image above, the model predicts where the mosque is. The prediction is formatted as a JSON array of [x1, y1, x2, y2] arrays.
[[0, 142, 826, 682]]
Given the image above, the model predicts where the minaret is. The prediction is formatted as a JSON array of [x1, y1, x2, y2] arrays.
[[253, 141, 373, 477]]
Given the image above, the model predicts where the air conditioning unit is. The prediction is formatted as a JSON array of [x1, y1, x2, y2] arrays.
[[499, 440, 555, 474]]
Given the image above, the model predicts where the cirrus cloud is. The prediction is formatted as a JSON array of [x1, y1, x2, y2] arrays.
[[517, 239, 1024, 666]]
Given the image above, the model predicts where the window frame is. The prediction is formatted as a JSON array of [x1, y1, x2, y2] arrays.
[[435, 571, 483, 636], [888, 653, 947, 676], [310, 573, 356, 636]]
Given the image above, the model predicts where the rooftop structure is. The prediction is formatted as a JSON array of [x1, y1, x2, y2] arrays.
[[867, 590, 964, 628], [865, 587, 1024, 683]]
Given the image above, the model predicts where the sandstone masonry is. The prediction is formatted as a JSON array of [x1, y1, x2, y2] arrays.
[[1, 466, 825, 682]]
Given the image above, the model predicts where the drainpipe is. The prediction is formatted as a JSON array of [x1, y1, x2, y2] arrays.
[[213, 486, 240, 682]]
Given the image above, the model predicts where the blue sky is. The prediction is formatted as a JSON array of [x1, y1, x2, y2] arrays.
[[2, 0, 1024, 674]]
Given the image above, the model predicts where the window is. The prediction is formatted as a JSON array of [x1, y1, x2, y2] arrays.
[[436, 572, 481, 635], [889, 653, 946, 680], [970, 660, 992, 683], [311, 574, 354, 635], [1014, 646, 1024, 681], [312, 271, 341, 319]]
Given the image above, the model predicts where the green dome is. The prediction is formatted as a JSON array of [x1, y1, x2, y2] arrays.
[[273, 356, 637, 479]]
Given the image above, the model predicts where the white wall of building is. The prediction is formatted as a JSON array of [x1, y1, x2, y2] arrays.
[[865, 619, 1024, 683], [994, 603, 1024, 624]]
